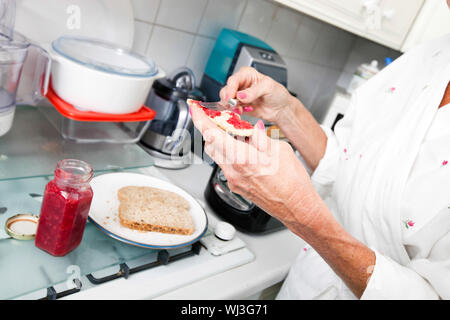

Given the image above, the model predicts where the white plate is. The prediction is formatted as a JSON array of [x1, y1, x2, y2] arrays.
[[88, 172, 208, 249]]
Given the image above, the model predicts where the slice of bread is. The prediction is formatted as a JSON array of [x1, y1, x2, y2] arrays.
[[118, 186, 195, 235], [187, 99, 254, 137]]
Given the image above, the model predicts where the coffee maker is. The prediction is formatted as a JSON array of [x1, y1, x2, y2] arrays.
[[140, 67, 204, 169], [201, 29, 288, 234]]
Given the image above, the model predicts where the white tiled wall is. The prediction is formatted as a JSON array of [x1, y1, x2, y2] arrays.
[[131, 0, 400, 122]]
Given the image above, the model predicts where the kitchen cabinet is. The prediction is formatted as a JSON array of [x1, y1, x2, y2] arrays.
[[275, 0, 425, 50], [401, 0, 450, 52]]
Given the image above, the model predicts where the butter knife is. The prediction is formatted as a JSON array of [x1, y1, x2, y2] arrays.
[[199, 98, 238, 111]]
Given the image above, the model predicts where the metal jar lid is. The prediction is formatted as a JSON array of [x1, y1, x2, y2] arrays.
[[5, 214, 39, 240]]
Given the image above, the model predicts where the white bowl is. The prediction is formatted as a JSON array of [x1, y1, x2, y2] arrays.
[[50, 36, 161, 115]]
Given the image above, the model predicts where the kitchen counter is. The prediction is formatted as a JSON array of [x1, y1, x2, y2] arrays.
[[61, 155, 305, 300], [152, 157, 306, 300], [3, 106, 305, 300]]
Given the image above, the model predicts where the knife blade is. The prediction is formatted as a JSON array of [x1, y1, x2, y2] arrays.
[[199, 98, 238, 111]]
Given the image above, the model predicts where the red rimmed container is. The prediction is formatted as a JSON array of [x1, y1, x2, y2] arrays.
[[42, 84, 156, 143]]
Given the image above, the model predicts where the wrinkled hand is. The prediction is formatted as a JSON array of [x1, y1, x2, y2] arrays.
[[190, 103, 323, 227], [219, 67, 293, 123], [192, 103, 376, 299]]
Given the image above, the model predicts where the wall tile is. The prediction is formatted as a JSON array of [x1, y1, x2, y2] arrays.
[[328, 30, 355, 69], [265, 6, 302, 55], [310, 67, 341, 122], [186, 36, 216, 82], [198, 0, 246, 38], [283, 57, 324, 109], [309, 23, 338, 66], [132, 0, 160, 23], [238, 0, 277, 40], [288, 14, 323, 62], [156, 0, 208, 33], [284, 57, 340, 121], [146, 26, 195, 74], [132, 21, 153, 55]]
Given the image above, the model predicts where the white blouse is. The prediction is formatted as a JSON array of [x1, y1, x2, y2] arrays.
[[277, 34, 450, 300]]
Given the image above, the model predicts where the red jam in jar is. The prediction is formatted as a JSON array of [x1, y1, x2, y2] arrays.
[[35, 159, 93, 256]]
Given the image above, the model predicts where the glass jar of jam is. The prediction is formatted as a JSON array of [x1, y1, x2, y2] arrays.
[[35, 159, 93, 256]]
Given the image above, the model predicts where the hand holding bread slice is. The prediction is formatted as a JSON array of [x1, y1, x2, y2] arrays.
[[187, 99, 254, 137]]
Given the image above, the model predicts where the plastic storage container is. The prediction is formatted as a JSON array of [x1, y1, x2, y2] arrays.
[[42, 85, 156, 143], [35, 159, 93, 256], [50, 36, 159, 114], [0, 32, 51, 137]]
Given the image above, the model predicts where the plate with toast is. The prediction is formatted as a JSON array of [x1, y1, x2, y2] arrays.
[[88, 172, 208, 249]]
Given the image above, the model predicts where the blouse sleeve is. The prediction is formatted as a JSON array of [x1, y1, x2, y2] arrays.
[[362, 208, 450, 299], [310, 92, 359, 199]]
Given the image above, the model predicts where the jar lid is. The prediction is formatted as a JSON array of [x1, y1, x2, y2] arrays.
[[52, 36, 158, 78], [5, 214, 39, 240]]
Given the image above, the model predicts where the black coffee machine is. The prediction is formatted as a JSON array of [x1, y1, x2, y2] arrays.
[[201, 29, 288, 234]]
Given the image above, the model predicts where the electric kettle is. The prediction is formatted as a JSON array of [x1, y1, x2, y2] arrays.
[[140, 67, 203, 167]]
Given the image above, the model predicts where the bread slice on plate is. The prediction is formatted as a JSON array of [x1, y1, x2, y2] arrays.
[[187, 99, 254, 137], [118, 186, 195, 235]]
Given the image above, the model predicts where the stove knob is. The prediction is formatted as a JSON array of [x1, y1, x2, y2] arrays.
[[214, 221, 236, 241]]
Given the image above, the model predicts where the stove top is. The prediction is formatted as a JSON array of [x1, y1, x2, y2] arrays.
[[0, 166, 254, 300]]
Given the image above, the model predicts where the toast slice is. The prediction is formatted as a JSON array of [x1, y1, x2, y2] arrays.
[[118, 186, 194, 235], [187, 99, 254, 137]]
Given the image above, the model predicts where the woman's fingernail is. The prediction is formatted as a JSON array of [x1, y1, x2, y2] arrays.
[[256, 120, 265, 130], [237, 92, 247, 100], [232, 107, 242, 115], [243, 106, 253, 112]]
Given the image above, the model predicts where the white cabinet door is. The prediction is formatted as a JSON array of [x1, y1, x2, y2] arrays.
[[367, 0, 424, 49], [402, 0, 450, 52], [275, 0, 368, 37], [275, 0, 425, 50], [322, 0, 366, 18]]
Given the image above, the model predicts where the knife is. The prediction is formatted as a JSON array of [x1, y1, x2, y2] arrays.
[[198, 98, 238, 111]]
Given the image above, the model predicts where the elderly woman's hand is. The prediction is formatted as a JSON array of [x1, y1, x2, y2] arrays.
[[190, 103, 377, 299], [219, 67, 327, 171], [219, 67, 295, 123], [190, 103, 322, 227]]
